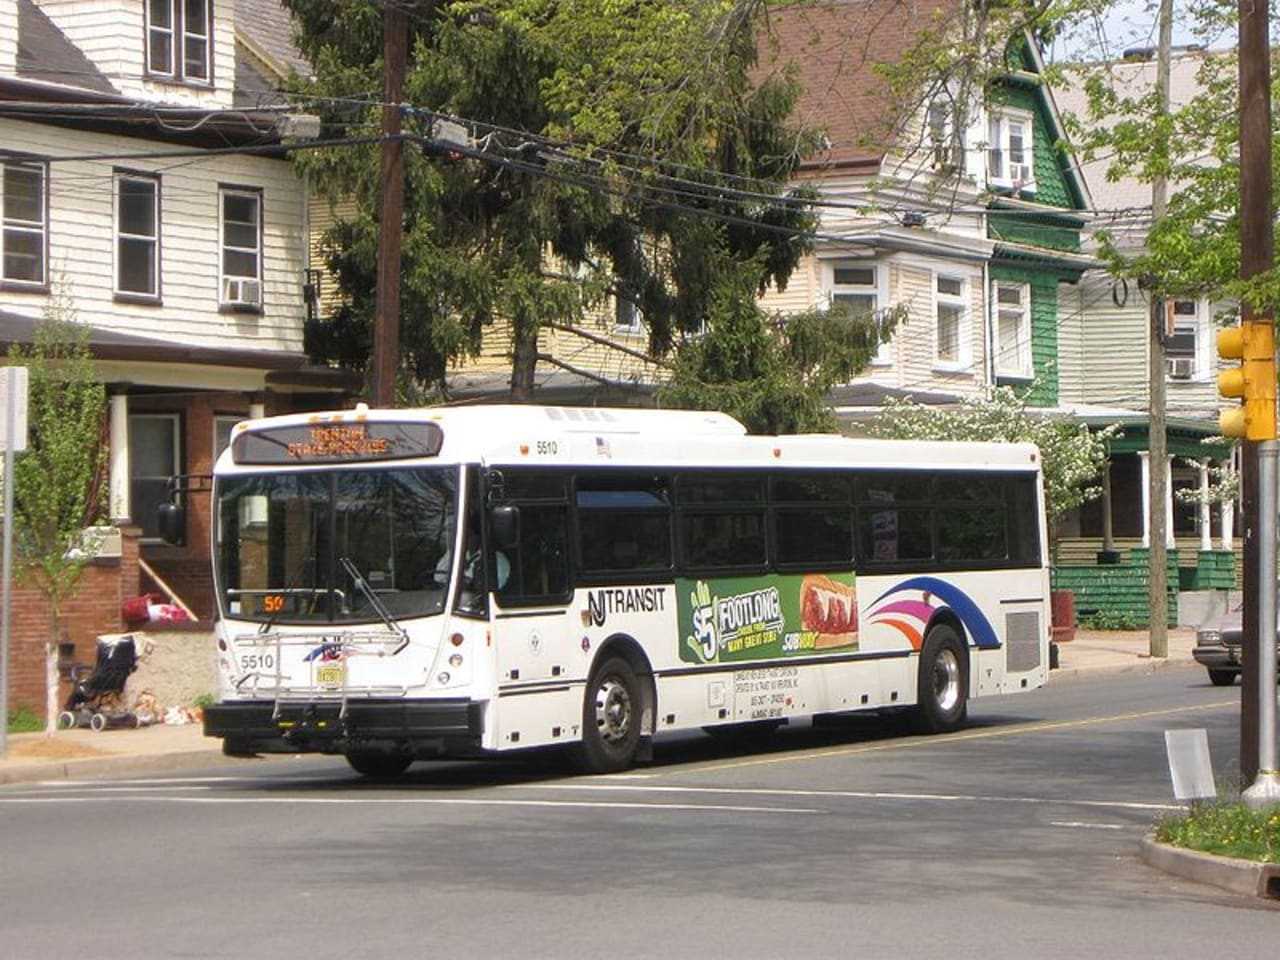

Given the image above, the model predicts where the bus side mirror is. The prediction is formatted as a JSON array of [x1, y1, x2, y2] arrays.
[[489, 505, 520, 550], [158, 503, 185, 545]]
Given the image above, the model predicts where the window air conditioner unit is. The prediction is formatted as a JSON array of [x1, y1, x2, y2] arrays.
[[222, 277, 261, 307], [1167, 356, 1195, 380]]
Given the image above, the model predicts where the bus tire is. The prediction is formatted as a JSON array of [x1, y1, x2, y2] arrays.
[[573, 656, 642, 774], [346, 752, 413, 778], [912, 624, 968, 734]]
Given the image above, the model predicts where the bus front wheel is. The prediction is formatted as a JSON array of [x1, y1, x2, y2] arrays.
[[573, 656, 642, 774], [346, 752, 413, 778], [913, 624, 968, 734]]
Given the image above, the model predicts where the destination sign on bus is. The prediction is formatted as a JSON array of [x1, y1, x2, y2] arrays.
[[231, 421, 443, 464]]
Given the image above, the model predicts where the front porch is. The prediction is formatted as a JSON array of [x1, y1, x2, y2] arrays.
[[1053, 415, 1236, 626]]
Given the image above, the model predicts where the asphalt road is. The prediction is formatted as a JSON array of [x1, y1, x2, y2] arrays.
[[1, 665, 1275, 959]]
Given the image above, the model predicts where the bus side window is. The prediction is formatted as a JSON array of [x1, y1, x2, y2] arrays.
[[455, 467, 488, 616], [490, 468, 571, 606], [499, 504, 570, 603]]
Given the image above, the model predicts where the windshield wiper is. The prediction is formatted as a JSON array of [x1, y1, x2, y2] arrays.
[[339, 556, 410, 654]]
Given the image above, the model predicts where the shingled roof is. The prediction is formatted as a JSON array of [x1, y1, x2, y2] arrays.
[[235, 0, 311, 79], [15, 0, 117, 95], [760, 0, 960, 170]]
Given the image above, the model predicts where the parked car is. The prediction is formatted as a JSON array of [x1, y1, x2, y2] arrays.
[[1193, 595, 1280, 686]]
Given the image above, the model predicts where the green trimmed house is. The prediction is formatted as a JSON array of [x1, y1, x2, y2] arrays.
[[1052, 49, 1238, 627]]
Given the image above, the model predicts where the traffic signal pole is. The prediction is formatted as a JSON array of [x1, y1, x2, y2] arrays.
[[1235, 0, 1280, 807]]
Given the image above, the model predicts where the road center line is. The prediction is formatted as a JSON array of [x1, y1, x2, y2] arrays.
[[0, 796, 818, 814], [516, 783, 1185, 812], [1050, 821, 1129, 830], [670, 700, 1235, 775]]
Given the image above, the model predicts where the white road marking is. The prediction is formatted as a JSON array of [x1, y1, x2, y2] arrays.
[[680, 700, 1236, 775], [519, 783, 1185, 812], [37, 775, 339, 787], [1050, 821, 1128, 830], [0, 796, 818, 814]]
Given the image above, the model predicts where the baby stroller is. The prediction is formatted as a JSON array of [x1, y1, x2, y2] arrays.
[[57, 634, 139, 731]]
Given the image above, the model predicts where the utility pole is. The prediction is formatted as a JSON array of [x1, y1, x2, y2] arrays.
[[1146, 0, 1173, 658], [371, 3, 408, 408], [1237, 0, 1280, 806]]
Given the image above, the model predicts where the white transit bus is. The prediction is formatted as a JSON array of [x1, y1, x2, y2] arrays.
[[196, 404, 1050, 776]]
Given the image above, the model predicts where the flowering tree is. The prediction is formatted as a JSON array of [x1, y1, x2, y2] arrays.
[[867, 385, 1114, 540], [5, 281, 108, 732]]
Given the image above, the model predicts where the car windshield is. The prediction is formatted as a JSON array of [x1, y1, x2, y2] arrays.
[[215, 466, 458, 624]]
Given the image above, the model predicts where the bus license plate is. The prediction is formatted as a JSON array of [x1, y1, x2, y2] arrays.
[[315, 663, 345, 689]]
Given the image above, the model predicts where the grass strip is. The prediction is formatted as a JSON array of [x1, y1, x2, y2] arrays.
[[1156, 801, 1280, 863]]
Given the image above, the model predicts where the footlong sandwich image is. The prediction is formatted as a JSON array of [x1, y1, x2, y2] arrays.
[[800, 574, 858, 649]]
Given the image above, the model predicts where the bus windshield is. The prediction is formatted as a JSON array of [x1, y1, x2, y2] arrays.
[[215, 466, 458, 624]]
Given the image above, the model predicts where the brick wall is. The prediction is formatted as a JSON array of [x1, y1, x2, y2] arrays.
[[6, 526, 140, 717]]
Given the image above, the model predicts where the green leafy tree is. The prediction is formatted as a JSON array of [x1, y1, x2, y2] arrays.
[[1061, 5, 1275, 309], [658, 257, 903, 433], [867, 383, 1114, 540], [288, 0, 818, 399], [4, 283, 108, 732]]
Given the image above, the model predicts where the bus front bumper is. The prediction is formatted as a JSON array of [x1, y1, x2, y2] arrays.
[[204, 698, 485, 758]]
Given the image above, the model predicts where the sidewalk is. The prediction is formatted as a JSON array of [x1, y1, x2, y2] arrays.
[[0, 721, 232, 785], [1, 629, 1201, 785], [1052, 627, 1198, 682]]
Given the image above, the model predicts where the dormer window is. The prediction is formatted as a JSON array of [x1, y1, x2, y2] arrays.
[[927, 100, 963, 172], [147, 0, 212, 84], [987, 109, 1034, 190]]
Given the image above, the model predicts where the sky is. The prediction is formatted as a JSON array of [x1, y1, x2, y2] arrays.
[[1048, 1, 1228, 63]]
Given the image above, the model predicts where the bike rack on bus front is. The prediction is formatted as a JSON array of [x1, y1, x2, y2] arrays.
[[232, 627, 411, 722]]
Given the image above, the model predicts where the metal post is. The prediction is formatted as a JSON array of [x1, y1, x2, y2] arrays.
[[0, 371, 15, 757], [1243, 441, 1280, 806]]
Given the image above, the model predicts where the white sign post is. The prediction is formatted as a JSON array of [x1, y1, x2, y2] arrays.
[[0, 366, 28, 758]]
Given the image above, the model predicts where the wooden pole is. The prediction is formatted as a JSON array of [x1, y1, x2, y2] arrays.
[[372, 6, 408, 407], [1147, 0, 1173, 657]]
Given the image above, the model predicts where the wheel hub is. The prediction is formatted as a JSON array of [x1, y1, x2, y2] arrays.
[[933, 649, 960, 713], [594, 677, 632, 743]]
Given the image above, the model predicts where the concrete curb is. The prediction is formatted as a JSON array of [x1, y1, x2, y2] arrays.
[[1049, 656, 1195, 684], [0, 747, 246, 786], [1139, 834, 1280, 901]]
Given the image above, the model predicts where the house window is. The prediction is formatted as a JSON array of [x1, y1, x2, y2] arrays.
[[1165, 298, 1205, 381], [147, 0, 212, 83], [214, 415, 242, 459], [129, 413, 181, 540], [987, 110, 1034, 188], [220, 188, 262, 308], [830, 263, 891, 365], [927, 100, 961, 171], [934, 274, 967, 368], [994, 281, 1032, 379], [2, 160, 46, 286], [614, 292, 641, 334], [116, 173, 160, 299]]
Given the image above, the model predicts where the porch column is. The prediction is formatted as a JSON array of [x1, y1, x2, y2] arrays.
[[108, 392, 130, 523], [1199, 461, 1212, 551], [249, 399, 265, 420], [1101, 458, 1115, 553], [1221, 457, 1235, 550], [1165, 456, 1176, 549], [1139, 451, 1151, 547]]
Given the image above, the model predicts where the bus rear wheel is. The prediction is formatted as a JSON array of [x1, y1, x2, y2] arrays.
[[573, 656, 642, 774], [913, 624, 968, 734], [346, 752, 413, 778]]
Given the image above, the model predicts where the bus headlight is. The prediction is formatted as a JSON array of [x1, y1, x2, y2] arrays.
[[437, 671, 451, 685], [449, 654, 463, 668]]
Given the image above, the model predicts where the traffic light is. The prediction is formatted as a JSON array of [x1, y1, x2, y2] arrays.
[[1217, 318, 1277, 440]]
